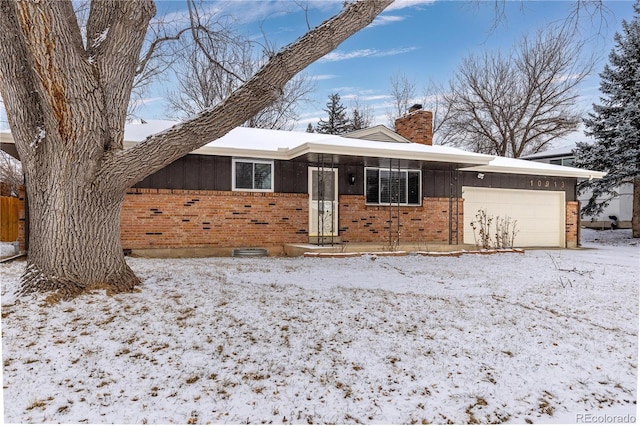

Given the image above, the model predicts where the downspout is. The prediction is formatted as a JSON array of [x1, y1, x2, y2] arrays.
[[448, 165, 460, 245]]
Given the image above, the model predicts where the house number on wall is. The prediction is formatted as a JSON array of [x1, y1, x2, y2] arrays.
[[530, 179, 565, 189]]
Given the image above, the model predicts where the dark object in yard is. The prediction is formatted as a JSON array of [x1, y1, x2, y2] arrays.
[[608, 215, 618, 230]]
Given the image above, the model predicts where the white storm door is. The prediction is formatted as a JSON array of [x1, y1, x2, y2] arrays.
[[309, 167, 338, 237]]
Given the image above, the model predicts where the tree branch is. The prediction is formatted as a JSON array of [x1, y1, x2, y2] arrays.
[[0, 1, 45, 164], [87, 0, 156, 150], [105, 0, 393, 191]]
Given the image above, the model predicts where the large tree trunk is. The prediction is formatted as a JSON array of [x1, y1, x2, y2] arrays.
[[633, 177, 640, 238], [21, 177, 136, 297]]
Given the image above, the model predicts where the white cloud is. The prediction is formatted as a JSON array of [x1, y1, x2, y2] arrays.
[[319, 46, 418, 63], [370, 14, 406, 28], [360, 94, 393, 102], [311, 74, 338, 81], [320, 49, 377, 62], [330, 86, 361, 93], [552, 73, 584, 83], [385, 0, 436, 12], [341, 93, 392, 102]]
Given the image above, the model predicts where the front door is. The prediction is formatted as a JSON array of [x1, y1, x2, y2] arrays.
[[309, 167, 338, 240]]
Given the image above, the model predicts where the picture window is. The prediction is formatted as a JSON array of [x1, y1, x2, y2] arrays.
[[365, 168, 421, 205]]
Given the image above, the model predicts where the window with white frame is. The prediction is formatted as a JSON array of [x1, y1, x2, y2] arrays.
[[232, 159, 274, 191], [365, 168, 421, 205]]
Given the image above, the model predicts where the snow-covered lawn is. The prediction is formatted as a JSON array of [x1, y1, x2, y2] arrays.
[[1, 229, 638, 424], [0, 242, 16, 258]]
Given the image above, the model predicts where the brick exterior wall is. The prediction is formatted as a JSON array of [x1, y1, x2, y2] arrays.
[[565, 201, 580, 248], [339, 196, 463, 244], [121, 188, 308, 250], [11, 189, 582, 253], [394, 110, 433, 146]]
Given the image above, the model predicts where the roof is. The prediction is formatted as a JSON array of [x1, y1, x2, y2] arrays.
[[190, 127, 496, 166], [1, 120, 606, 179], [464, 156, 605, 179], [343, 125, 410, 143], [122, 119, 177, 142], [521, 145, 576, 160]]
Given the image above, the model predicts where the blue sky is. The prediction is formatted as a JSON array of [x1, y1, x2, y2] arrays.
[[1, 1, 636, 136], [138, 0, 637, 133]]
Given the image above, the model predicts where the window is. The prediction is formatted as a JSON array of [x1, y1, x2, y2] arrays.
[[550, 157, 575, 167], [233, 159, 274, 191], [365, 168, 421, 205]]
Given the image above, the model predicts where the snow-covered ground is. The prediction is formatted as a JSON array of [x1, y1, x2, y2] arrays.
[[1, 229, 638, 424], [0, 242, 16, 258]]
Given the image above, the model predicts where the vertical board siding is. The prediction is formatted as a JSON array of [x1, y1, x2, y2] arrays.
[[134, 155, 232, 191], [459, 171, 577, 201], [0, 196, 19, 242]]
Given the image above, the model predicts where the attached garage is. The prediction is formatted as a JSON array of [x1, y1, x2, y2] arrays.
[[462, 186, 566, 247]]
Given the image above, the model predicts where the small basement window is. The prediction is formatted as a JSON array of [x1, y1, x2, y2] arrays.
[[365, 168, 421, 206], [233, 159, 274, 191]]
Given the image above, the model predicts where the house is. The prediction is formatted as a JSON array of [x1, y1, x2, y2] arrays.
[[0, 108, 605, 255], [523, 145, 633, 229]]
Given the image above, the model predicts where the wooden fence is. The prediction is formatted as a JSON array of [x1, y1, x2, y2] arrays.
[[1, 196, 19, 242]]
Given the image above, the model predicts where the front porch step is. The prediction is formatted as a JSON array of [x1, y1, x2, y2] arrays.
[[308, 236, 341, 245]]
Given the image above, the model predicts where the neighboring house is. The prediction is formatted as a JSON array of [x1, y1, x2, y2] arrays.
[[0, 109, 605, 254], [523, 146, 633, 229]]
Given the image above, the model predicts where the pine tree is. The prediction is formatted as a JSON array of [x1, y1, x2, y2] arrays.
[[351, 108, 366, 131], [316, 93, 352, 134], [306, 123, 315, 133], [574, 0, 640, 237]]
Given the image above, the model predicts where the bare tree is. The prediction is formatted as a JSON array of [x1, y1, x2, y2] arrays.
[[386, 72, 417, 129], [440, 27, 593, 158], [421, 80, 455, 145], [128, 9, 194, 117], [0, 150, 22, 197], [167, 26, 255, 118], [0, 0, 393, 297], [167, 26, 315, 130], [245, 74, 315, 130], [349, 96, 374, 130]]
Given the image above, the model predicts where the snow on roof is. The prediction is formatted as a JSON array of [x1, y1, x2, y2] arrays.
[[124, 119, 179, 142], [464, 155, 606, 179], [521, 145, 576, 160], [1, 120, 605, 179], [190, 126, 494, 166]]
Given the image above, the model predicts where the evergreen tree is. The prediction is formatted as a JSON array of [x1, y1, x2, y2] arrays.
[[351, 108, 366, 131], [306, 123, 315, 133], [316, 93, 352, 134], [574, 0, 640, 237]]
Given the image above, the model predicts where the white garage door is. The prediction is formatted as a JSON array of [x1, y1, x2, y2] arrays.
[[462, 187, 566, 247]]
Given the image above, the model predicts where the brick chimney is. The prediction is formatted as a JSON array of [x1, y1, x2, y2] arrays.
[[394, 104, 433, 146]]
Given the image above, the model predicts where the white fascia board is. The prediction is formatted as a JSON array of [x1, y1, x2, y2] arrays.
[[287, 142, 494, 165], [463, 162, 606, 179], [191, 144, 292, 160], [126, 140, 495, 165], [123, 134, 495, 165], [0, 131, 15, 144]]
